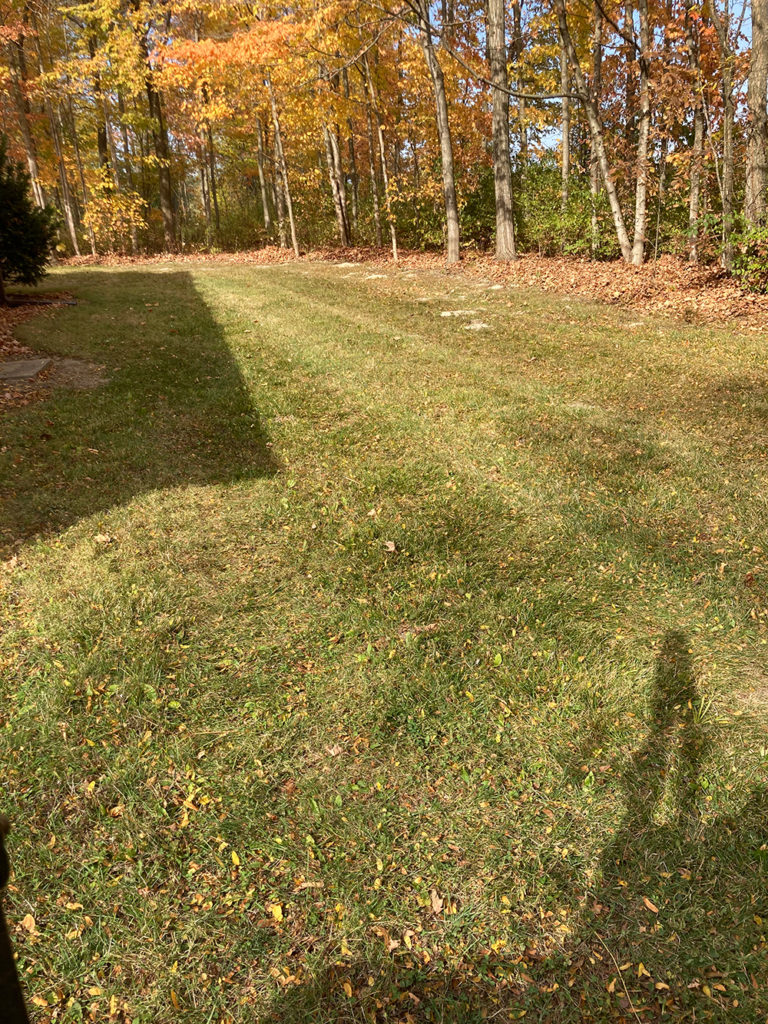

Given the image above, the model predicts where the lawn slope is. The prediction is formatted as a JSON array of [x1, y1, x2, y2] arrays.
[[1, 263, 767, 1023]]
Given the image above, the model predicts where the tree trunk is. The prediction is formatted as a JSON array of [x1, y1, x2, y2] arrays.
[[365, 102, 383, 247], [324, 125, 351, 245], [268, 75, 299, 256], [707, 0, 735, 269], [631, 0, 651, 264], [654, 135, 668, 259], [684, 1, 704, 261], [135, 21, 175, 251], [206, 124, 220, 237], [256, 117, 273, 234], [343, 68, 360, 232], [418, 2, 460, 264], [560, 38, 570, 228], [590, 0, 603, 254], [554, 0, 633, 262], [513, 0, 528, 170], [6, 36, 44, 207], [487, 0, 516, 260], [363, 55, 397, 259], [746, 0, 768, 225], [273, 133, 288, 248]]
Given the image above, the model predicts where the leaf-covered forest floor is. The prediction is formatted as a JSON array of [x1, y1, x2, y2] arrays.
[[1, 262, 767, 1023], [65, 247, 768, 329]]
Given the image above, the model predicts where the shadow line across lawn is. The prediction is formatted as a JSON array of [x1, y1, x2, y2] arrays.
[[0, 269, 277, 555]]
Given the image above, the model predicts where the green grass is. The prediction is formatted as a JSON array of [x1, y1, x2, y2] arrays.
[[1, 262, 767, 1023]]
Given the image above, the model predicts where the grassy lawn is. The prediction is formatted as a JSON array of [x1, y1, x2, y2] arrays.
[[1, 262, 767, 1023]]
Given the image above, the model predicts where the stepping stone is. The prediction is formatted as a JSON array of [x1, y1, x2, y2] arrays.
[[0, 358, 52, 381]]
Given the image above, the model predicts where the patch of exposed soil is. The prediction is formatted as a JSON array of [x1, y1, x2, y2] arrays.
[[0, 294, 105, 414]]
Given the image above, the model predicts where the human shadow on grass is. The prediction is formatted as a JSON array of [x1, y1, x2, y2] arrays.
[[0, 269, 277, 554], [259, 632, 768, 1023]]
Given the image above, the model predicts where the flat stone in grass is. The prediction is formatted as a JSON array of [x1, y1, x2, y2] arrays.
[[0, 358, 52, 381]]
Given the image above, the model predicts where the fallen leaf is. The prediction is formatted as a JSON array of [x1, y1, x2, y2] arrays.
[[430, 889, 444, 914]]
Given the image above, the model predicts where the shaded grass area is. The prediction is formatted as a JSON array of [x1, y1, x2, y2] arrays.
[[1, 263, 767, 1023]]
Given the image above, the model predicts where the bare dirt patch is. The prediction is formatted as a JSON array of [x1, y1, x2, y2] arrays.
[[1, 294, 105, 414]]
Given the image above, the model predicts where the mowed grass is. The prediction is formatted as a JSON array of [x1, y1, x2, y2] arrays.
[[1, 262, 767, 1023]]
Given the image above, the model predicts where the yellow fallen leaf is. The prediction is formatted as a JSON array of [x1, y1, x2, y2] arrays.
[[342, 980, 353, 998], [171, 990, 180, 1009], [270, 903, 283, 922], [20, 914, 36, 934], [31, 996, 48, 1008], [231, 851, 241, 867], [606, 978, 616, 993], [638, 963, 651, 978], [643, 896, 659, 914]]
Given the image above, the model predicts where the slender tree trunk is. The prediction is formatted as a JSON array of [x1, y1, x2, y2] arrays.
[[267, 74, 299, 256], [560, 38, 570, 228], [255, 117, 273, 234], [631, 0, 651, 264], [323, 125, 351, 245], [343, 68, 360, 232], [273, 133, 288, 247], [746, 0, 768, 224], [708, 0, 735, 269], [69, 102, 97, 255], [487, 0, 516, 260], [684, 1, 704, 261], [554, 0, 633, 261], [590, 0, 603, 254], [206, 124, 220, 237], [135, 22, 175, 251], [199, 143, 212, 245], [117, 91, 141, 255], [418, 2, 460, 263], [49, 109, 80, 254], [6, 37, 44, 207], [365, 102, 383, 246], [363, 55, 397, 259], [654, 135, 668, 259], [513, 0, 528, 171]]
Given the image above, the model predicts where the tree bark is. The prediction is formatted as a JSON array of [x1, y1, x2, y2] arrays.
[[343, 68, 359, 232], [746, 0, 768, 224], [267, 74, 299, 256], [417, 1, 460, 263], [365, 101, 383, 247], [363, 55, 397, 259], [631, 0, 651, 264], [323, 124, 352, 245], [684, 0, 704, 261], [6, 35, 44, 208], [206, 123, 220, 237], [255, 117, 273, 234], [560, 38, 570, 229], [513, 0, 528, 170], [553, 0, 633, 262], [487, 0, 516, 260], [708, 0, 735, 269], [590, 0, 603, 254]]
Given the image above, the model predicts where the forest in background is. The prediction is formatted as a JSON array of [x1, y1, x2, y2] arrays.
[[2, 0, 767, 281]]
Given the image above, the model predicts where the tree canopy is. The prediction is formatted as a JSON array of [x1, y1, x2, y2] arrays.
[[0, 0, 765, 272]]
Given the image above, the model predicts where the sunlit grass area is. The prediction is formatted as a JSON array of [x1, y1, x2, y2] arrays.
[[1, 263, 767, 1023]]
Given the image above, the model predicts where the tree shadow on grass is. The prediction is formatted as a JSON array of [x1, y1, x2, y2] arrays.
[[0, 269, 277, 555], [260, 631, 768, 1023]]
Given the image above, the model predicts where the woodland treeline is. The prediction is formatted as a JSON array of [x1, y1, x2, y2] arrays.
[[1, 0, 767, 272]]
